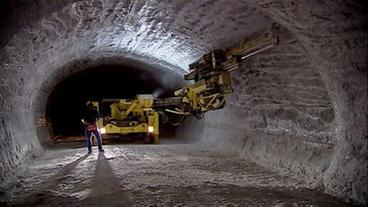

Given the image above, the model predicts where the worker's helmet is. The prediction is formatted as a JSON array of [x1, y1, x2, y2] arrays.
[[86, 101, 92, 106]]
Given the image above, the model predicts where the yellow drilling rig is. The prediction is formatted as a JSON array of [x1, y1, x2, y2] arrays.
[[93, 24, 279, 144], [92, 95, 159, 144]]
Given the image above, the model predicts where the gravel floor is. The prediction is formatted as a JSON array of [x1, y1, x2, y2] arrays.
[[1, 143, 349, 206]]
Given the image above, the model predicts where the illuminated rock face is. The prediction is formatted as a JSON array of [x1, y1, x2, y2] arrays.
[[0, 0, 366, 205]]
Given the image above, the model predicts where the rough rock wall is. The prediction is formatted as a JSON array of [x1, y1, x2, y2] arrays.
[[193, 29, 336, 183], [0, 0, 366, 205], [0, 110, 42, 185], [235, 29, 336, 183], [250, 0, 367, 204], [176, 1, 367, 204], [190, 0, 367, 204]]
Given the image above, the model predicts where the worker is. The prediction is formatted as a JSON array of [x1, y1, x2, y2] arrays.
[[81, 101, 104, 154]]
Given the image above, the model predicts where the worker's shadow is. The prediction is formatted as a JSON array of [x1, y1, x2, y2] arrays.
[[50, 153, 90, 179], [19, 153, 89, 204], [89, 152, 121, 197], [84, 152, 131, 205], [17, 152, 130, 205]]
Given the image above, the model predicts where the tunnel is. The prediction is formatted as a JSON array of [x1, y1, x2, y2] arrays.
[[0, 0, 367, 206], [46, 63, 183, 140]]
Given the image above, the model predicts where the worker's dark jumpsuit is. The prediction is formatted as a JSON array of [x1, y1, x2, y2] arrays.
[[83, 107, 103, 153]]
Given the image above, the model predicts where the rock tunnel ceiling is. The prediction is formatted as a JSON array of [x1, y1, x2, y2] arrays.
[[0, 0, 367, 205]]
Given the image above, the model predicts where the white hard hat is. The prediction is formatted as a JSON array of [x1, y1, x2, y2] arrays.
[[86, 101, 92, 106]]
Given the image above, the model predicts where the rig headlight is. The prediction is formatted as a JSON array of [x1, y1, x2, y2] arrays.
[[148, 126, 154, 133]]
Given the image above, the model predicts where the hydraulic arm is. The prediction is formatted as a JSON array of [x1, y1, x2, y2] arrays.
[[156, 24, 279, 120]]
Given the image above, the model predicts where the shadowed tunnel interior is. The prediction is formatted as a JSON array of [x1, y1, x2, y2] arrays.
[[0, 0, 366, 206], [47, 65, 178, 137]]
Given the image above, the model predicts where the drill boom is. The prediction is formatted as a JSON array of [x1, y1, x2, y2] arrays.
[[158, 24, 279, 121]]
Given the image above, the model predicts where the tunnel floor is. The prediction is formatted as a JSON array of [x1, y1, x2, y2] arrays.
[[2, 144, 348, 207]]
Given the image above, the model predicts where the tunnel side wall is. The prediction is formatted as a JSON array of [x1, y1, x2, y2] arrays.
[[0, 97, 42, 187], [190, 30, 336, 185], [188, 1, 367, 204], [250, 0, 367, 204]]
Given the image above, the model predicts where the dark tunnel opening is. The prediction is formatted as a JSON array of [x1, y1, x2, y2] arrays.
[[46, 65, 179, 139]]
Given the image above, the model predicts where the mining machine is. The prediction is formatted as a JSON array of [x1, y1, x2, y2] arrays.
[[93, 24, 279, 144]]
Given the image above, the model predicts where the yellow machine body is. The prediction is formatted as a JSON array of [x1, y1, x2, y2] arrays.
[[95, 95, 159, 144]]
